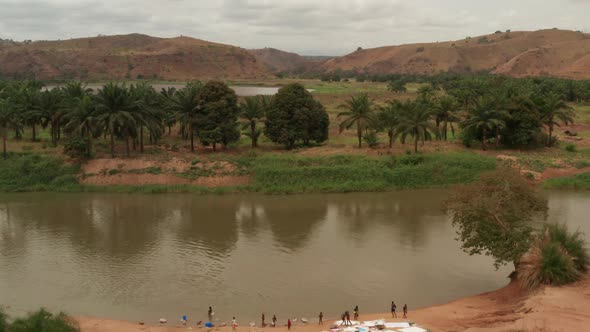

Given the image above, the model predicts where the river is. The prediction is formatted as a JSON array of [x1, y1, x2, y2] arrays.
[[0, 190, 588, 323]]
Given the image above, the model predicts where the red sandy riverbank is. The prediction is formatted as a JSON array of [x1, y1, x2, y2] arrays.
[[77, 273, 590, 332]]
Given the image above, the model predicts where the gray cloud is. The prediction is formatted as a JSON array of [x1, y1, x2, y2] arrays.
[[0, 0, 589, 55]]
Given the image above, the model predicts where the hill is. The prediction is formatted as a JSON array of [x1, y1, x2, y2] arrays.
[[321, 29, 590, 79], [0, 34, 270, 80], [249, 48, 332, 74]]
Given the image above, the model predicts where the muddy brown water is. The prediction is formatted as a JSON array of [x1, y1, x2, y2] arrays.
[[1, 190, 588, 323]]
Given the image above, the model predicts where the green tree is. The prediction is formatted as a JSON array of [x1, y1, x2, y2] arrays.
[[394, 101, 436, 153], [63, 95, 97, 154], [169, 83, 202, 152], [461, 96, 509, 150], [38, 89, 65, 146], [337, 92, 376, 148], [378, 100, 402, 148], [95, 83, 137, 158], [239, 95, 267, 148], [198, 81, 240, 151], [387, 80, 407, 93], [538, 92, 575, 146], [0, 98, 18, 159], [433, 95, 460, 141], [265, 83, 329, 149], [130, 83, 163, 153], [445, 166, 548, 270]]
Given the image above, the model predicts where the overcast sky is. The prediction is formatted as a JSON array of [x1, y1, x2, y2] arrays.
[[1, 0, 589, 55]]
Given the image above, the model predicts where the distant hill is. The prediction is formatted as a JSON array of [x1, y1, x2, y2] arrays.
[[249, 48, 332, 74], [2, 29, 590, 80], [321, 29, 590, 79], [0, 34, 270, 80]]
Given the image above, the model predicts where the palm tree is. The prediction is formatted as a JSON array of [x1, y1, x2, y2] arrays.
[[169, 83, 202, 152], [18, 86, 42, 141], [338, 92, 376, 148], [0, 99, 18, 159], [394, 102, 436, 153], [461, 97, 510, 151], [378, 100, 402, 148], [38, 89, 65, 146], [538, 92, 575, 147], [434, 95, 460, 141], [239, 96, 266, 148], [95, 83, 137, 158], [130, 83, 163, 153], [63, 95, 98, 154]]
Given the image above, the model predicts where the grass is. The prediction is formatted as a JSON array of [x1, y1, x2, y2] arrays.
[[544, 172, 590, 190], [249, 152, 496, 194], [0, 153, 80, 192]]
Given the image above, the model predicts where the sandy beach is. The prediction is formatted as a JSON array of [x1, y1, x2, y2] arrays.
[[77, 272, 590, 332]]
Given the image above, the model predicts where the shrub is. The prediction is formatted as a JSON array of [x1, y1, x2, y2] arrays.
[[7, 308, 79, 332], [519, 224, 588, 289], [0, 154, 79, 191], [565, 144, 577, 153], [363, 131, 379, 148], [416, 47, 425, 53], [63, 136, 92, 159]]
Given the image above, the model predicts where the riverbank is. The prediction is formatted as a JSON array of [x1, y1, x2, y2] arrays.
[[77, 273, 590, 332]]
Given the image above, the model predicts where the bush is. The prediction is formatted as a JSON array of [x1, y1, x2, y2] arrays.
[[63, 136, 92, 159], [544, 172, 590, 190], [5, 308, 79, 332], [416, 47, 425, 53], [363, 131, 379, 148], [0, 154, 80, 191], [519, 224, 588, 289], [565, 144, 577, 153]]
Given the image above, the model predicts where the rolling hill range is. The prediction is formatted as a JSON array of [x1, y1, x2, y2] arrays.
[[2, 29, 590, 80], [0, 34, 270, 80], [321, 29, 590, 79]]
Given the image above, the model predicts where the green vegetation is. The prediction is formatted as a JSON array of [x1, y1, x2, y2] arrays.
[[0, 153, 79, 192], [519, 224, 589, 289], [338, 93, 376, 148], [544, 172, 590, 190], [264, 83, 329, 149], [445, 166, 548, 269], [0, 308, 79, 332], [250, 152, 495, 193]]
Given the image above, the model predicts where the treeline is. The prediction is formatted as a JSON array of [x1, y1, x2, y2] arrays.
[[338, 74, 576, 151], [0, 81, 329, 159], [0, 308, 79, 332]]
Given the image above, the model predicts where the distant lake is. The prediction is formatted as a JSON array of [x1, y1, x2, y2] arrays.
[[44, 84, 306, 96]]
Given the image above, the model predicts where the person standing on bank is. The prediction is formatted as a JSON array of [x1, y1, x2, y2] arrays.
[[391, 301, 397, 318], [403, 304, 408, 319], [353, 305, 359, 320], [272, 315, 277, 327], [319, 312, 323, 325], [287, 318, 292, 330], [208, 306, 213, 322], [261, 313, 265, 327]]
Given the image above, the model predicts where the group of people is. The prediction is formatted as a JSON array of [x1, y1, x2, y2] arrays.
[[391, 301, 408, 319], [182, 302, 409, 329]]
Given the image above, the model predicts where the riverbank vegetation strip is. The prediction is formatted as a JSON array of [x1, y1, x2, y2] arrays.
[[544, 172, 590, 190], [0, 152, 496, 193]]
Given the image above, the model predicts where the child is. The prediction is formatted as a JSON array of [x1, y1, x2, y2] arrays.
[[403, 304, 408, 319], [391, 301, 397, 318], [319, 312, 323, 325], [272, 315, 277, 327], [287, 319, 292, 330]]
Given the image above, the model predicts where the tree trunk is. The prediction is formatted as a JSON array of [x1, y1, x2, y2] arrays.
[[2, 127, 7, 160], [357, 122, 362, 148], [140, 126, 144, 153], [388, 130, 393, 148], [495, 127, 500, 149], [548, 124, 553, 147], [251, 122, 257, 148], [443, 116, 449, 141], [482, 127, 487, 151], [414, 136, 419, 153], [213, 142, 217, 152], [125, 135, 130, 157], [168, 125, 172, 136], [451, 123, 456, 138], [435, 119, 441, 140], [190, 124, 195, 152], [32, 123, 36, 142], [110, 130, 115, 158]]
